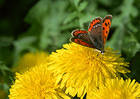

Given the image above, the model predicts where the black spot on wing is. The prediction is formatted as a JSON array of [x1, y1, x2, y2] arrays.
[[105, 23, 107, 26]]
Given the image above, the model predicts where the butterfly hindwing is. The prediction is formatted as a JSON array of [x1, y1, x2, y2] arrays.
[[102, 15, 112, 44], [88, 17, 102, 32], [71, 30, 92, 45], [76, 33, 91, 43], [70, 37, 94, 48], [71, 30, 88, 37]]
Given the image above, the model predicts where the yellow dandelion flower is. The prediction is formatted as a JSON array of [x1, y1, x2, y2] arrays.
[[87, 78, 140, 99], [13, 51, 48, 73], [48, 43, 130, 98], [9, 64, 70, 99]]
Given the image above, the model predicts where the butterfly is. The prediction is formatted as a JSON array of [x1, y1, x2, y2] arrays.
[[70, 15, 112, 53]]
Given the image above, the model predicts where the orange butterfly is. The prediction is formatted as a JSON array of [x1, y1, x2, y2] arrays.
[[70, 15, 112, 53]]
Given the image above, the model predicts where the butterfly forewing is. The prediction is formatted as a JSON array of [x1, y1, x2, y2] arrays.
[[102, 15, 112, 44], [88, 17, 102, 32]]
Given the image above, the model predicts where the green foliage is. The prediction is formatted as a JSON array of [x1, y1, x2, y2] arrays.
[[0, 0, 140, 98], [107, 0, 139, 59], [0, 61, 10, 99], [13, 36, 37, 64]]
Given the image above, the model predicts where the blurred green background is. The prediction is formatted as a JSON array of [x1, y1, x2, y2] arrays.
[[0, 0, 140, 98]]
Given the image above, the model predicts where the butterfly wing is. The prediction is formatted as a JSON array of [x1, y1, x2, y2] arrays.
[[70, 15, 112, 53], [88, 17, 102, 32], [70, 37, 94, 48], [88, 23, 104, 52], [71, 30, 88, 37], [71, 30, 94, 48], [102, 15, 112, 44], [71, 30, 91, 42]]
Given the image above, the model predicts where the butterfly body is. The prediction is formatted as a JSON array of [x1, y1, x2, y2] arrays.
[[70, 15, 112, 53]]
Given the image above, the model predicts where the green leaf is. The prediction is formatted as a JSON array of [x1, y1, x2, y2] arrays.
[[122, 32, 140, 59], [13, 36, 36, 51], [78, 1, 88, 12], [107, 0, 139, 60], [13, 36, 37, 63], [0, 61, 10, 76], [79, 13, 91, 28], [63, 12, 78, 24], [98, 0, 112, 6], [0, 37, 13, 47], [73, 0, 80, 7], [106, 25, 125, 51]]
